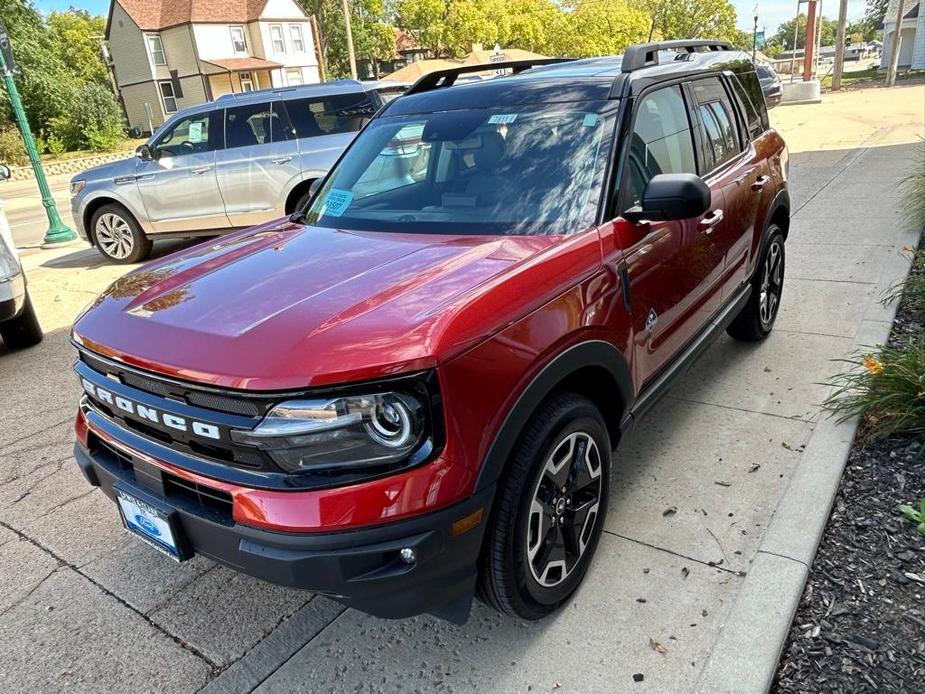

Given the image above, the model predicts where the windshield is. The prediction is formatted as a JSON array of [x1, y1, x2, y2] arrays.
[[303, 104, 615, 235]]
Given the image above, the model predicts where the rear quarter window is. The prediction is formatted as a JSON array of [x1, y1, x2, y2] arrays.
[[729, 71, 769, 137], [285, 94, 377, 138]]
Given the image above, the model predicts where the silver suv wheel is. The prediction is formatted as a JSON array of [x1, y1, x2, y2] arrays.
[[95, 212, 134, 260]]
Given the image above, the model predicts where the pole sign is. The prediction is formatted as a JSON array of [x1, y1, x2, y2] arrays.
[[0, 21, 15, 75], [755, 31, 766, 48]]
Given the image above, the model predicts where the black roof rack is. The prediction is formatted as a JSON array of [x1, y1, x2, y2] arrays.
[[404, 58, 574, 96], [621, 39, 733, 73]]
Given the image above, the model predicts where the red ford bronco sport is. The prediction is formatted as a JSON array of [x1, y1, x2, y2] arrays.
[[72, 40, 789, 623]]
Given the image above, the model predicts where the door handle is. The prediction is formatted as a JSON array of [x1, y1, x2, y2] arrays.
[[698, 209, 724, 234], [751, 175, 770, 192], [272, 156, 293, 165], [191, 166, 211, 175]]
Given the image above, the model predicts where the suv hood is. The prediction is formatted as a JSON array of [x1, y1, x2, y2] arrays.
[[73, 220, 568, 390], [75, 156, 136, 182]]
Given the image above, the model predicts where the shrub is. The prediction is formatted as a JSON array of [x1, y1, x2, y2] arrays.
[[0, 126, 28, 166], [883, 246, 925, 315], [899, 499, 925, 535], [901, 141, 925, 230], [50, 82, 124, 152], [823, 344, 925, 440]]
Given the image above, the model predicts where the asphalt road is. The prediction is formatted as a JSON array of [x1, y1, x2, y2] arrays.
[[1, 173, 76, 248]]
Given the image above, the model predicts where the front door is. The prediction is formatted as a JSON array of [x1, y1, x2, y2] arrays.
[[213, 101, 301, 227], [136, 110, 229, 233], [609, 84, 727, 386]]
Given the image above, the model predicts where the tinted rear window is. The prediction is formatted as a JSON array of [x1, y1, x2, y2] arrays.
[[284, 93, 377, 138]]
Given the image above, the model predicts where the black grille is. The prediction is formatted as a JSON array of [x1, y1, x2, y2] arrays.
[[163, 474, 233, 522], [185, 391, 260, 417], [120, 371, 171, 397]]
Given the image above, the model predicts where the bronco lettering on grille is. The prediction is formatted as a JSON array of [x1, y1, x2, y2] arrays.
[[81, 378, 221, 440]]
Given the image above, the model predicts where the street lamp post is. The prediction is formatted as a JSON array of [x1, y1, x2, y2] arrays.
[[0, 29, 76, 245], [753, 13, 759, 61]]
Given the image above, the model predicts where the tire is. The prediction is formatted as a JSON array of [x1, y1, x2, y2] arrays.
[[477, 393, 611, 619], [727, 225, 785, 341], [90, 204, 152, 264], [0, 292, 43, 349]]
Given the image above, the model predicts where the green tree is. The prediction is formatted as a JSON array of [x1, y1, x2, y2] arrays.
[[545, 0, 651, 57], [0, 0, 77, 138], [494, 0, 560, 52], [46, 10, 109, 86], [395, 0, 503, 57], [771, 14, 838, 50], [50, 82, 124, 151], [300, 0, 398, 77], [643, 0, 740, 45], [864, 0, 889, 26]]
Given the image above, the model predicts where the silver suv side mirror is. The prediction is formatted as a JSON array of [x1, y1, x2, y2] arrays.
[[0, 163, 11, 181]]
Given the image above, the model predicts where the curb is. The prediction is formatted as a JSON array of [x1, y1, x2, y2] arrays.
[[695, 236, 918, 692]]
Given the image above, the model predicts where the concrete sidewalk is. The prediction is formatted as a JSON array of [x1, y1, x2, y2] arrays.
[[0, 84, 922, 693]]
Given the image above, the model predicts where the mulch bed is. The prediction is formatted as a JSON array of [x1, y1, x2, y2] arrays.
[[773, 242, 925, 694]]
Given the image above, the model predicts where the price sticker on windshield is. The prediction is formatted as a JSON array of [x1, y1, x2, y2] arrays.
[[488, 114, 517, 125], [323, 188, 354, 217]]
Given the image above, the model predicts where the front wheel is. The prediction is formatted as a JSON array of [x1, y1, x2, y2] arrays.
[[90, 204, 152, 264], [727, 225, 785, 341], [477, 393, 610, 619]]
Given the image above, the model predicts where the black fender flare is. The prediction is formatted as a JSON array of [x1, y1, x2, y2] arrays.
[[764, 186, 791, 238], [473, 340, 633, 493]]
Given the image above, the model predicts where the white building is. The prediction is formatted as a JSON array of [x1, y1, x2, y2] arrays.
[[881, 0, 924, 70], [105, 0, 321, 133]]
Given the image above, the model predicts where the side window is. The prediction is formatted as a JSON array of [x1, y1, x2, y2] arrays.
[[729, 73, 764, 138], [625, 85, 696, 207], [691, 78, 743, 171], [285, 94, 376, 138], [153, 112, 214, 157], [224, 102, 291, 149]]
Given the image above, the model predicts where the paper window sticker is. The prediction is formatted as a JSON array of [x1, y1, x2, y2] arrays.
[[488, 114, 518, 124], [582, 114, 599, 127], [322, 188, 354, 217], [188, 122, 203, 143]]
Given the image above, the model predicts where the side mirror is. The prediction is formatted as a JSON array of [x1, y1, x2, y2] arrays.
[[624, 173, 711, 224], [136, 144, 155, 162], [0, 163, 10, 181]]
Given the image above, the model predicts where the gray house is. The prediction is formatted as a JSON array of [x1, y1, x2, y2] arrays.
[[104, 0, 322, 133]]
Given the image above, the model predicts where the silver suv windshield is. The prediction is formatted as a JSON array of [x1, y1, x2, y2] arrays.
[[303, 104, 615, 235]]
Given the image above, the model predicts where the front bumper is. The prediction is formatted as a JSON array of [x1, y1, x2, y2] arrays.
[[74, 422, 493, 623], [0, 274, 26, 322]]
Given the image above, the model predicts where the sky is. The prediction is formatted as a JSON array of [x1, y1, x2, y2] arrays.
[[34, 0, 870, 38]]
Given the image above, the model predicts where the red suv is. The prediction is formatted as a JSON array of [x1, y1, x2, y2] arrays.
[[71, 41, 789, 623]]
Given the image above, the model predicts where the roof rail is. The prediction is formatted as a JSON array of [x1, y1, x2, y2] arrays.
[[404, 58, 574, 96], [621, 39, 733, 73]]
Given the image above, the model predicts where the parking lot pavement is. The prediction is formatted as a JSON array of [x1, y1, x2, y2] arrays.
[[0, 83, 922, 693]]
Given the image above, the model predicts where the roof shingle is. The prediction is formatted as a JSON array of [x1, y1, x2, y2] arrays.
[[113, 0, 298, 31]]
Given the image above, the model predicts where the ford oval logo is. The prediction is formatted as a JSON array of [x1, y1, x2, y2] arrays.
[[135, 514, 161, 537]]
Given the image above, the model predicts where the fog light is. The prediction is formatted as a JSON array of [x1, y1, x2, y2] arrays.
[[399, 547, 415, 565]]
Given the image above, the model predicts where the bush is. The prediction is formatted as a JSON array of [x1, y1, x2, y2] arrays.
[[0, 126, 28, 167], [50, 82, 124, 152], [824, 344, 925, 440], [901, 141, 925, 230]]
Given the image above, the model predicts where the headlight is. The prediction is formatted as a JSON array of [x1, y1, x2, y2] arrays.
[[70, 180, 86, 196], [230, 391, 427, 472]]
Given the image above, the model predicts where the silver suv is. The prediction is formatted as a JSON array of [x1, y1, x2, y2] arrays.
[[70, 80, 405, 263]]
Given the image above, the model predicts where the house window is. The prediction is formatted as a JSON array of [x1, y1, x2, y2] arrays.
[[159, 80, 178, 113], [146, 35, 167, 66], [289, 24, 305, 52], [240, 71, 255, 92], [230, 26, 248, 55], [286, 68, 303, 86], [269, 24, 285, 53]]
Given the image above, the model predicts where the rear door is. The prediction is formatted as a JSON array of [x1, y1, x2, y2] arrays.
[[609, 84, 726, 385], [136, 110, 229, 233], [213, 101, 301, 227], [688, 76, 767, 300]]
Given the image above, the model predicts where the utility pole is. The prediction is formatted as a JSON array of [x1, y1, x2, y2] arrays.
[[885, 0, 907, 86], [341, 0, 358, 80], [0, 22, 75, 245], [832, 0, 848, 90], [803, 0, 818, 81]]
